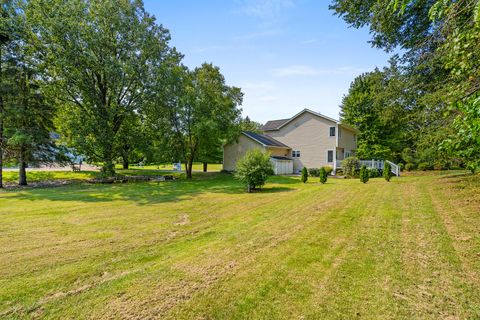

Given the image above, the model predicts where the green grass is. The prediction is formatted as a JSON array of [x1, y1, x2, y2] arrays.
[[1, 172, 479, 319]]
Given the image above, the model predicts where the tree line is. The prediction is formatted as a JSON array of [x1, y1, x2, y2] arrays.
[[0, 0, 250, 186], [332, 0, 479, 172]]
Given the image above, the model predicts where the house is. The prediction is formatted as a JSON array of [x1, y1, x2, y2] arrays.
[[223, 108, 359, 174]]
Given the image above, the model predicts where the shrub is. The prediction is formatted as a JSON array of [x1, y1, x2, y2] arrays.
[[383, 161, 392, 182], [418, 162, 431, 171], [368, 168, 381, 178], [397, 163, 405, 171], [301, 167, 308, 183], [234, 149, 274, 193], [359, 165, 369, 183], [319, 167, 327, 184], [343, 157, 360, 178], [405, 163, 416, 171], [322, 166, 333, 175], [308, 168, 320, 177]]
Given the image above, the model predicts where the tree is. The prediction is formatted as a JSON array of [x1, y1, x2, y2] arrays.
[[26, 0, 175, 176], [359, 165, 369, 183], [6, 68, 58, 185], [234, 149, 273, 193], [151, 63, 242, 179], [319, 167, 327, 184], [331, 0, 480, 168], [301, 167, 308, 183], [239, 116, 263, 133], [383, 161, 392, 182]]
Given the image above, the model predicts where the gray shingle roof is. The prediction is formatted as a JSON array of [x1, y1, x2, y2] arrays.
[[243, 131, 290, 148], [261, 119, 290, 131]]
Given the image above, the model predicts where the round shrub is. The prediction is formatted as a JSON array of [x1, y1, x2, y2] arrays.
[[322, 166, 333, 175], [234, 149, 274, 193], [319, 167, 327, 184], [359, 165, 369, 183], [368, 168, 380, 178], [343, 157, 360, 178], [301, 167, 308, 183], [398, 163, 405, 171], [405, 163, 416, 171]]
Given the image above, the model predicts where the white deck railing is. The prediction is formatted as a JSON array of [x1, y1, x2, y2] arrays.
[[336, 159, 401, 176]]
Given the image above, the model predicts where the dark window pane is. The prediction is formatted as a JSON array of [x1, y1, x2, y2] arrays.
[[330, 127, 335, 136], [328, 150, 333, 162]]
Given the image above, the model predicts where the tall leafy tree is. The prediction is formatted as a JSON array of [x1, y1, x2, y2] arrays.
[[149, 63, 242, 179], [26, 0, 175, 175]]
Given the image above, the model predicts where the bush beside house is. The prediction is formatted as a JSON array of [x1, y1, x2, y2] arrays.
[[234, 149, 274, 193]]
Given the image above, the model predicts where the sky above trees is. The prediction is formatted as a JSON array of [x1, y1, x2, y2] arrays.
[[144, 0, 391, 123]]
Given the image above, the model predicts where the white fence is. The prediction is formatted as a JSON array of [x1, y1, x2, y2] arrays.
[[336, 159, 401, 176]]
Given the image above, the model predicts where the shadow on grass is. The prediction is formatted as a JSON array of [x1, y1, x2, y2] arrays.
[[7, 173, 297, 205]]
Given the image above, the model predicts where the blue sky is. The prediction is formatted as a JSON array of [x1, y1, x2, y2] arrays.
[[144, 0, 390, 123]]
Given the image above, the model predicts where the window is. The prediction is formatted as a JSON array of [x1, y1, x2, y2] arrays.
[[329, 126, 336, 137], [345, 151, 351, 158], [338, 127, 342, 138], [327, 150, 334, 163], [353, 134, 357, 144], [292, 150, 301, 158]]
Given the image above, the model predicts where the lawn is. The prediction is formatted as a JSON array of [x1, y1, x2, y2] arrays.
[[1, 172, 479, 319]]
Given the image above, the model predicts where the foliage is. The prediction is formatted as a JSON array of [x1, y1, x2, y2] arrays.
[[301, 167, 308, 183], [322, 166, 333, 175], [418, 162, 431, 171], [343, 157, 360, 178], [239, 116, 263, 133], [368, 168, 381, 178], [405, 163, 416, 171], [308, 168, 320, 177], [26, 0, 175, 176], [319, 167, 328, 184], [383, 162, 392, 182], [331, 0, 480, 168], [359, 165, 369, 183], [149, 63, 242, 179], [234, 149, 273, 192], [398, 163, 405, 171]]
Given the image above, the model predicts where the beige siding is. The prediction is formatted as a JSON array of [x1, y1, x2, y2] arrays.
[[268, 147, 290, 157], [265, 112, 337, 171], [222, 135, 265, 171], [338, 126, 357, 156]]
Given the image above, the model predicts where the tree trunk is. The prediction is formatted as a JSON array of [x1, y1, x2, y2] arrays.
[[19, 147, 27, 186], [102, 143, 115, 176], [186, 158, 193, 179], [203, 162, 207, 172], [122, 157, 129, 169]]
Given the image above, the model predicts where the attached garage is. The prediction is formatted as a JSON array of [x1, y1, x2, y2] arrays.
[[270, 156, 293, 175]]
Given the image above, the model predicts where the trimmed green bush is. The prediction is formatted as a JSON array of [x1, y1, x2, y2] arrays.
[[343, 157, 360, 178], [319, 167, 327, 184], [234, 149, 274, 193], [322, 166, 333, 175], [383, 161, 392, 182], [398, 163, 405, 171], [405, 163, 416, 171], [301, 167, 308, 183], [359, 165, 369, 183], [308, 168, 320, 177]]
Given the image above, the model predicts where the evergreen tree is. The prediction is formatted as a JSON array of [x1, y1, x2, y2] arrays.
[[383, 162, 392, 182], [301, 167, 308, 183], [319, 167, 327, 184], [359, 165, 369, 184]]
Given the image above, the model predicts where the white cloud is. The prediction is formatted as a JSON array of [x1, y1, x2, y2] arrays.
[[237, 0, 296, 20], [241, 81, 275, 91], [272, 65, 367, 77], [234, 29, 282, 41]]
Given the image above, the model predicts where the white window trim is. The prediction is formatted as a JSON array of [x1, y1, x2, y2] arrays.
[[292, 150, 301, 158], [326, 149, 334, 163]]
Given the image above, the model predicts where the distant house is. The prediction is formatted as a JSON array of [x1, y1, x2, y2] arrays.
[[223, 108, 359, 174]]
